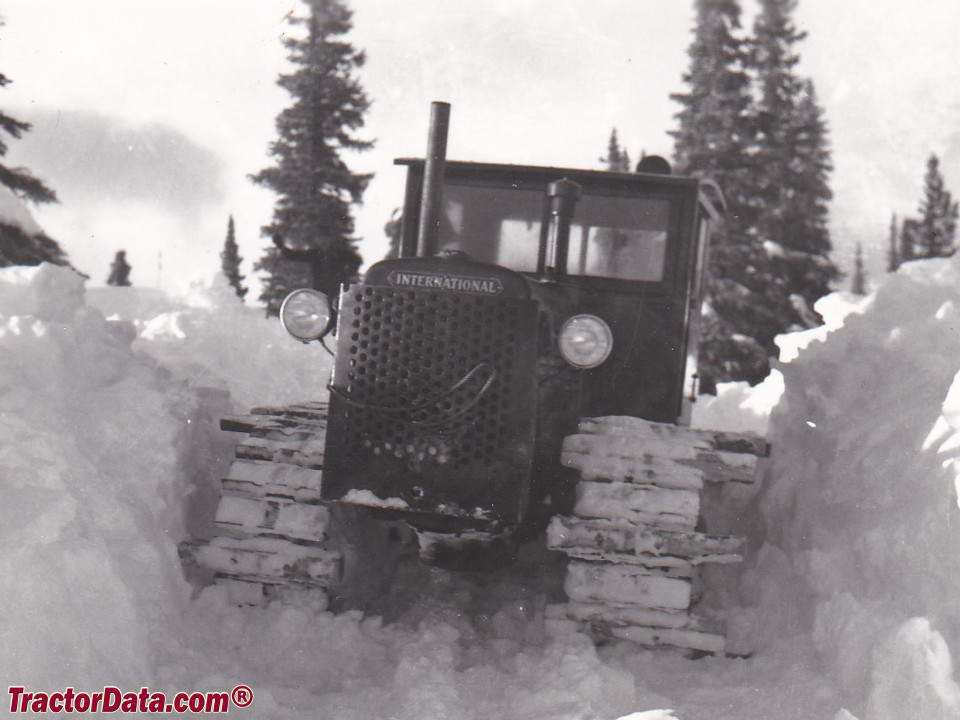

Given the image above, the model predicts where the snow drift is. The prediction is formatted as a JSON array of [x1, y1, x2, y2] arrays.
[[0, 264, 196, 691], [1, 260, 959, 719], [740, 259, 960, 719]]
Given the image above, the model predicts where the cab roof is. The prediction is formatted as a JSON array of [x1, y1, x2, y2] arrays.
[[394, 158, 703, 192]]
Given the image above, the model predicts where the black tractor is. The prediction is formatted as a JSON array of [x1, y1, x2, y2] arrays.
[[181, 103, 766, 654]]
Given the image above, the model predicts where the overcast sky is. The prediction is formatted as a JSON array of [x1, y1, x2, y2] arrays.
[[2, 0, 959, 296]]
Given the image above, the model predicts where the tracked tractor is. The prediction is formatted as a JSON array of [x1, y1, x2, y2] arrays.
[[180, 103, 766, 654]]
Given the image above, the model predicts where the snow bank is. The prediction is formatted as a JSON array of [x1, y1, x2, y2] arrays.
[[88, 275, 330, 410], [691, 369, 784, 434], [0, 266, 328, 700], [738, 260, 960, 718], [692, 291, 871, 434], [0, 264, 201, 690]]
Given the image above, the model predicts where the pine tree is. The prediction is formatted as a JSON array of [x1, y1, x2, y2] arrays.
[[671, 0, 768, 391], [672, 0, 839, 391], [887, 213, 900, 272], [106, 250, 132, 286], [600, 128, 631, 172], [0, 26, 71, 270], [748, 0, 838, 343], [251, 0, 372, 314], [220, 215, 247, 300], [851, 243, 867, 295], [912, 154, 958, 259], [900, 218, 917, 264]]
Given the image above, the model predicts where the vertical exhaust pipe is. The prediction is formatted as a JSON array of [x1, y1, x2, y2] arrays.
[[416, 101, 451, 257]]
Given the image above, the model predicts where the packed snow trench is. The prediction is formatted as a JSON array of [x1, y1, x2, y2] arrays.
[[2, 261, 960, 720]]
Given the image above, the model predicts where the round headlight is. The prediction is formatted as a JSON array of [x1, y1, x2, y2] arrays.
[[280, 289, 332, 342], [558, 314, 613, 369]]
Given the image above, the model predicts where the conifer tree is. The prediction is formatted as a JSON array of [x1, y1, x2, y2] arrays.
[[749, 0, 838, 343], [912, 154, 957, 259], [887, 213, 900, 272], [252, 0, 372, 314], [0, 224, 70, 268], [671, 0, 768, 390], [671, 0, 752, 183], [220, 214, 247, 301], [106, 250, 132, 286], [0, 25, 71, 270], [900, 218, 917, 264], [600, 129, 631, 172], [851, 243, 866, 295], [672, 0, 839, 390]]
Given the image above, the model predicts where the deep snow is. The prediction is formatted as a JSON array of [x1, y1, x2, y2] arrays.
[[1, 261, 959, 719]]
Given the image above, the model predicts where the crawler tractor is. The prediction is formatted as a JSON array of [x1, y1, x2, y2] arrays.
[[181, 103, 766, 654]]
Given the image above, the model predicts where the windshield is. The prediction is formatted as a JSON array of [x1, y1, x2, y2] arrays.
[[437, 182, 670, 282]]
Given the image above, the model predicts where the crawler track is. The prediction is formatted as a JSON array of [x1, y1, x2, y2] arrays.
[[545, 416, 767, 654], [179, 402, 337, 606], [181, 405, 767, 653]]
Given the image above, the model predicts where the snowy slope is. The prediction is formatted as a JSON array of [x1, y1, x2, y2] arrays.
[[1, 262, 959, 719]]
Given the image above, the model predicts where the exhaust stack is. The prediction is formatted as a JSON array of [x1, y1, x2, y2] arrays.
[[415, 101, 451, 257]]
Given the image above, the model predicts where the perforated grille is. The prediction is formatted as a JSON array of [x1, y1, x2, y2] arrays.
[[323, 285, 539, 523]]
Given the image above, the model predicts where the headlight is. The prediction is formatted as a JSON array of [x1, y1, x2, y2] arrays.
[[558, 314, 613, 369], [280, 289, 333, 342]]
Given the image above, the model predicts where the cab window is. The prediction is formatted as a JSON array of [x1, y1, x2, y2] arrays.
[[568, 195, 669, 282], [437, 181, 670, 283], [439, 184, 542, 269]]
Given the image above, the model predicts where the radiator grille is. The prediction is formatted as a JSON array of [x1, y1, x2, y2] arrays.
[[323, 285, 539, 523]]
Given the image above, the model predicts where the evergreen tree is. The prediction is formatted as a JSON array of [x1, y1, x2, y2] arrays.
[[220, 214, 247, 301], [106, 250, 132, 286], [900, 218, 917, 264], [600, 128, 631, 172], [0, 224, 70, 268], [671, 0, 768, 390], [887, 213, 900, 272], [912, 154, 958, 259], [748, 0, 838, 342], [671, 0, 753, 182], [672, 0, 839, 391], [251, 0, 372, 314], [851, 243, 867, 295], [0, 25, 71, 270]]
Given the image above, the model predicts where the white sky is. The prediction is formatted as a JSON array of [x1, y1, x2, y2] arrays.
[[2, 0, 959, 296]]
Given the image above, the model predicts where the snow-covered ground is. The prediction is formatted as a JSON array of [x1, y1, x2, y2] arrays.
[[2, 261, 959, 719]]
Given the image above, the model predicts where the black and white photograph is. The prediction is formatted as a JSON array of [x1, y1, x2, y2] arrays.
[[2, 1, 959, 718]]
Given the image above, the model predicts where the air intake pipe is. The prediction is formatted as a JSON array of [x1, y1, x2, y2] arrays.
[[539, 178, 581, 276]]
